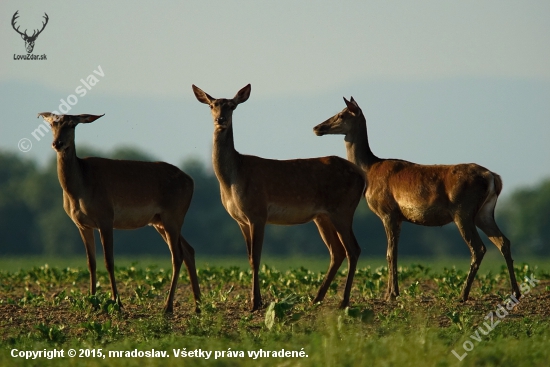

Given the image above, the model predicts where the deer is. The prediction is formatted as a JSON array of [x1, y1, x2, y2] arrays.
[[37, 112, 201, 314], [313, 97, 521, 302], [12, 11, 49, 54], [192, 84, 366, 311]]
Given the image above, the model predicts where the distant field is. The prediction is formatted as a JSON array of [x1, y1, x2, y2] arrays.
[[1, 257, 549, 366], [1, 252, 549, 274]]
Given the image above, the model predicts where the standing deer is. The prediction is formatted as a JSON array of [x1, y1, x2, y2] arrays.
[[12, 11, 49, 54], [313, 97, 520, 302], [192, 84, 365, 311], [37, 113, 201, 313]]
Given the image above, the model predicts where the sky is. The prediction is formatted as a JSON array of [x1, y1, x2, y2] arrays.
[[1, 1, 549, 195]]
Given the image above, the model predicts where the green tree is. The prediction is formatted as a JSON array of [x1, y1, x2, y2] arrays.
[[109, 146, 157, 161], [499, 178, 550, 256], [0, 151, 40, 254], [2, 146, 548, 259]]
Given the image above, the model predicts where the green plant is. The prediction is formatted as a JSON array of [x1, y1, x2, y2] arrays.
[[81, 320, 118, 341], [34, 323, 65, 343]]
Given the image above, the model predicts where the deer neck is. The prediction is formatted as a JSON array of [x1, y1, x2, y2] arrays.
[[212, 125, 241, 186], [56, 146, 85, 197], [344, 114, 379, 169]]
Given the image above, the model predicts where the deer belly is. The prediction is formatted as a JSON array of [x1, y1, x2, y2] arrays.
[[266, 204, 316, 225], [113, 204, 160, 229], [399, 204, 452, 226]]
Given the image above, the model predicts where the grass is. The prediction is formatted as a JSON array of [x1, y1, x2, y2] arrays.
[[1, 248, 546, 272], [1, 257, 549, 366]]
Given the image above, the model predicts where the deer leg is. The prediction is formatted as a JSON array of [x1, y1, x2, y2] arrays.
[[382, 217, 402, 301], [157, 225, 184, 314], [455, 218, 486, 301], [312, 216, 346, 304], [331, 217, 361, 309], [155, 225, 168, 242], [98, 226, 121, 307], [238, 222, 252, 261], [248, 222, 265, 311], [238, 222, 255, 310], [78, 227, 97, 296], [476, 209, 521, 298], [180, 235, 201, 313]]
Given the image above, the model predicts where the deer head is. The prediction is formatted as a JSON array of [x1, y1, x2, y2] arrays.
[[313, 97, 363, 137], [38, 113, 104, 152], [192, 84, 251, 131], [12, 11, 49, 54]]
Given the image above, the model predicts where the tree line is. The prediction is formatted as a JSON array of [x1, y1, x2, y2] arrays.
[[0, 147, 548, 258]]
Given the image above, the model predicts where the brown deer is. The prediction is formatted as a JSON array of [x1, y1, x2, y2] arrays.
[[192, 84, 365, 311], [37, 113, 201, 313], [313, 97, 520, 302], [12, 11, 49, 53]]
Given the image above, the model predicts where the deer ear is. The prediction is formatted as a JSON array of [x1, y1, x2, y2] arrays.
[[344, 97, 361, 115], [192, 85, 215, 105], [350, 97, 360, 109], [37, 112, 63, 124], [72, 114, 105, 125], [343, 97, 354, 110], [233, 84, 251, 104]]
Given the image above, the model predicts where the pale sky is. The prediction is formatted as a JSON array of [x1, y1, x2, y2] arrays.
[[1, 1, 549, 194]]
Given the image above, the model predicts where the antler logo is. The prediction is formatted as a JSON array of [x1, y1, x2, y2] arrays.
[[12, 10, 49, 54]]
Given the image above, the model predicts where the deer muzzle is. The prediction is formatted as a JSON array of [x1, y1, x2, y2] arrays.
[[216, 116, 228, 127], [313, 123, 329, 136], [52, 140, 64, 151]]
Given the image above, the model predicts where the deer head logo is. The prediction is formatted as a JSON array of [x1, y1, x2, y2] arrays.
[[12, 11, 49, 54]]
